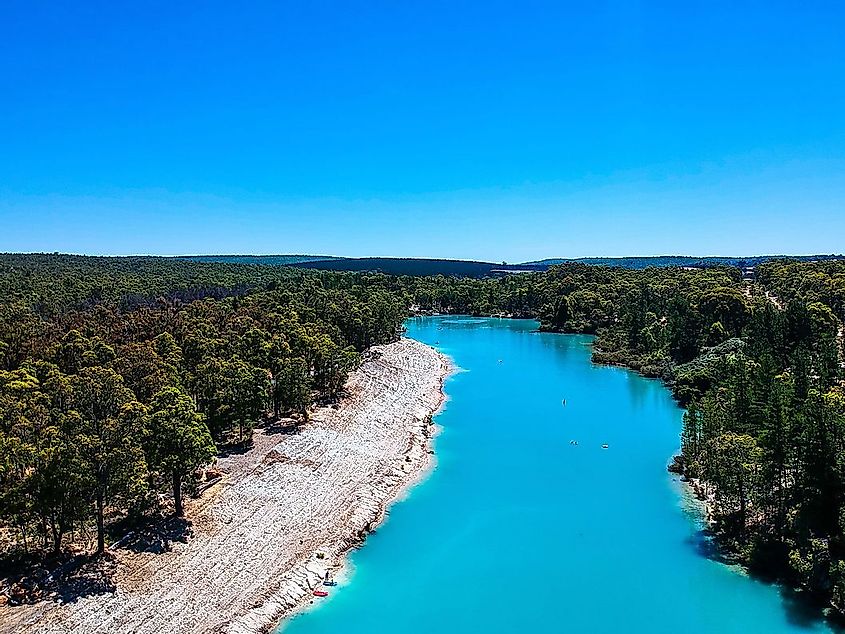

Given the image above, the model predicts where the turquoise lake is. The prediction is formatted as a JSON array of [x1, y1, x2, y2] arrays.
[[282, 316, 834, 633]]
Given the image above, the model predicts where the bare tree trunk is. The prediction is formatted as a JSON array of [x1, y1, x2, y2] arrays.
[[50, 515, 63, 554], [42, 516, 49, 550], [96, 491, 105, 555], [19, 522, 29, 553], [173, 470, 183, 517]]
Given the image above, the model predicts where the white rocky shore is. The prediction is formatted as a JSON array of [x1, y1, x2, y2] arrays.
[[1, 338, 450, 634]]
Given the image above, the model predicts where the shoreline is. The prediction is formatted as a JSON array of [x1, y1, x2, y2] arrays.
[[272, 342, 452, 633], [0, 338, 451, 634]]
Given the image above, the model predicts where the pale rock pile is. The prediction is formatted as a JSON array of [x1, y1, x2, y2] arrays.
[[1, 338, 449, 634]]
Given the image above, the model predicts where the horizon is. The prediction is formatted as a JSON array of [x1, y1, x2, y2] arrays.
[[3, 250, 844, 263], [2, 2, 844, 259]]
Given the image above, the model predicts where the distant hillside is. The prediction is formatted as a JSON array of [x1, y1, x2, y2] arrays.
[[175, 253, 845, 276], [292, 257, 544, 277], [178, 254, 341, 266], [522, 255, 845, 269]]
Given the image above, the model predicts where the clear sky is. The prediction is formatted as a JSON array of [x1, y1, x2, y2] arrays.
[[1, 1, 843, 261]]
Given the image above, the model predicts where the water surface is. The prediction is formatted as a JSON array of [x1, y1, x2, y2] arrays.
[[283, 317, 832, 633]]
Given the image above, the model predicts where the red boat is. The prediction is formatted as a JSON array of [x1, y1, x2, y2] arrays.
[[313, 589, 329, 597]]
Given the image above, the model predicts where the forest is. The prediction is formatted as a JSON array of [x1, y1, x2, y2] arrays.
[[0, 255, 406, 559], [2, 253, 845, 613]]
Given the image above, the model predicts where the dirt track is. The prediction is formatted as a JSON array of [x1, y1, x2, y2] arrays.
[[1, 338, 449, 634]]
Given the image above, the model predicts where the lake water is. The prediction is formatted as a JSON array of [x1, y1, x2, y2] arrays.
[[282, 316, 833, 634]]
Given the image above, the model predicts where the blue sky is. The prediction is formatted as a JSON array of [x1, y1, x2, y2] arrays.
[[1, 1, 843, 261]]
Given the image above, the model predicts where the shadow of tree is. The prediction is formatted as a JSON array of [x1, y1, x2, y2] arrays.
[[684, 527, 732, 565], [685, 527, 845, 632], [51, 555, 117, 604], [216, 442, 252, 458], [262, 420, 301, 436], [1, 552, 117, 605], [112, 516, 193, 554], [778, 587, 845, 632], [2, 516, 195, 607]]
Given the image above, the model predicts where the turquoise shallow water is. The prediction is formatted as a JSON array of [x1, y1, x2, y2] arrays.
[[282, 317, 833, 634]]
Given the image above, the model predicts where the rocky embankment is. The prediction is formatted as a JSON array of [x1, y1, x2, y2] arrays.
[[1, 338, 450, 634]]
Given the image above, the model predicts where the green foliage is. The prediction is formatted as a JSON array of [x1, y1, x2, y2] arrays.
[[146, 388, 215, 517], [672, 262, 845, 610], [70, 367, 148, 553], [0, 255, 408, 557], [2, 252, 845, 614]]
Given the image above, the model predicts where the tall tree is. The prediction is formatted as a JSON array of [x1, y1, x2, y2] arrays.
[[145, 387, 215, 517], [71, 367, 147, 554]]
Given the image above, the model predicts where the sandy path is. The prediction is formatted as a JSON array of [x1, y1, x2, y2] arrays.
[[1, 338, 449, 634]]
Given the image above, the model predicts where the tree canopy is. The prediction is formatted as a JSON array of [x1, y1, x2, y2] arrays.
[[1, 253, 844, 613]]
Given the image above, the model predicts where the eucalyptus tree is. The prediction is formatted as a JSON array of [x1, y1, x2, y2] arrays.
[[146, 387, 215, 517], [70, 366, 147, 554]]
